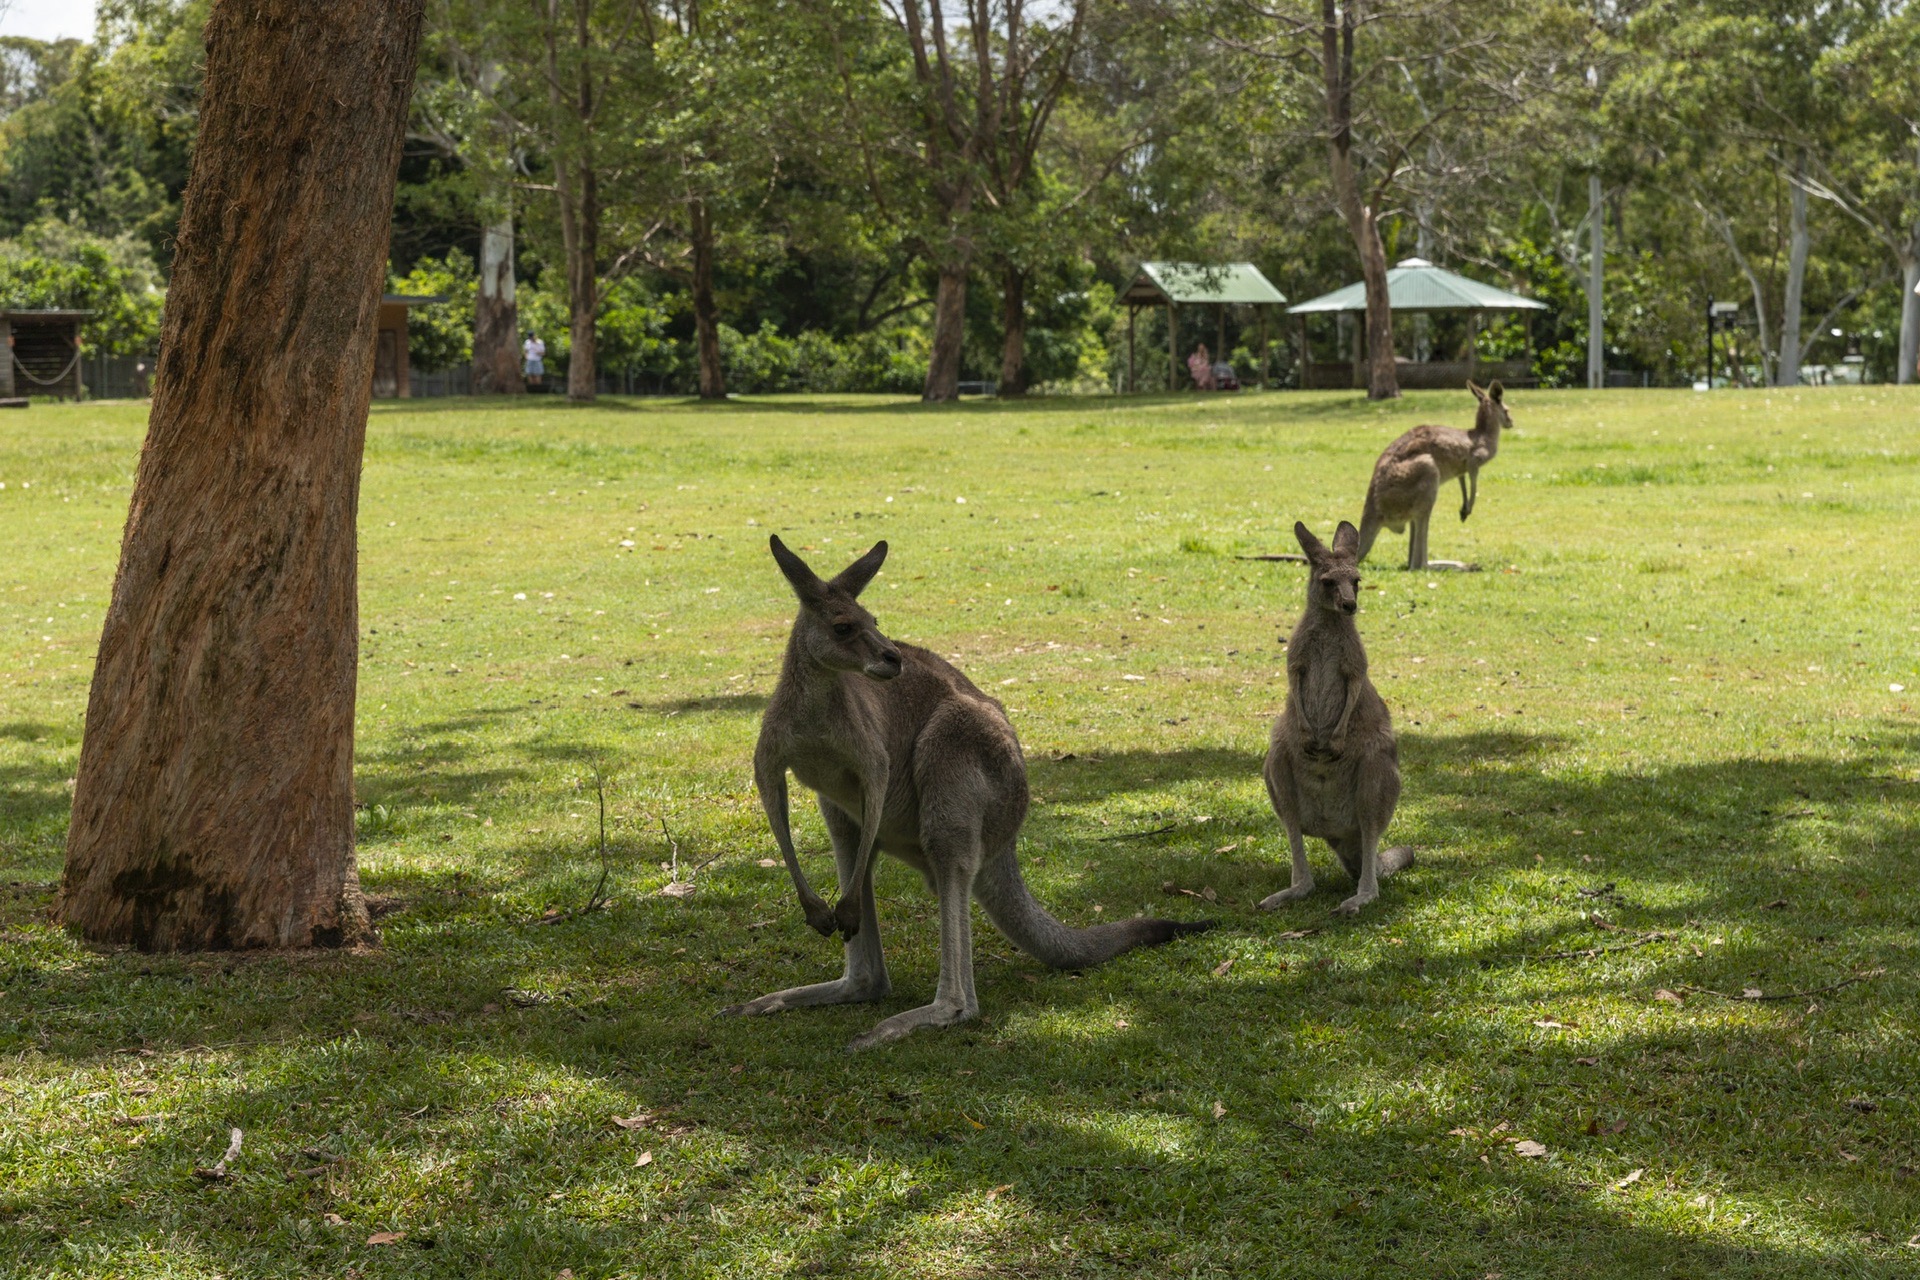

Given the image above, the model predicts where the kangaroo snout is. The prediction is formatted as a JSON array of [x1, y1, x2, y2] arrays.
[[1339, 597, 1357, 615], [866, 650, 903, 680]]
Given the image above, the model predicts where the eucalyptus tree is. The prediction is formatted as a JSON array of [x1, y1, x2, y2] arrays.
[[1230, 0, 1582, 399]]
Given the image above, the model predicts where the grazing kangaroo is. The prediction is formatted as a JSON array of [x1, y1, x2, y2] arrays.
[[1259, 521, 1413, 916], [728, 536, 1210, 1049], [1357, 379, 1510, 570]]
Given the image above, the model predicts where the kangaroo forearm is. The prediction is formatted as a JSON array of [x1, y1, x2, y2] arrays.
[[757, 762, 823, 905]]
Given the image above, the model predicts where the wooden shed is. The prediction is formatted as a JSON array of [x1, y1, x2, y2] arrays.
[[1, 309, 89, 401], [373, 294, 444, 399]]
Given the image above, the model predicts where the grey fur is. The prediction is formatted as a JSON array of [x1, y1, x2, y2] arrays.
[[1357, 379, 1510, 569], [728, 536, 1211, 1049], [1260, 520, 1414, 916]]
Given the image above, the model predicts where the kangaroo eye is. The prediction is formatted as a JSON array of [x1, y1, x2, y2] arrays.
[[832, 623, 854, 638]]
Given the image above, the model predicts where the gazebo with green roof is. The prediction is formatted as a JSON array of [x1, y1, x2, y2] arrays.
[[1120, 262, 1288, 391], [1286, 258, 1548, 391]]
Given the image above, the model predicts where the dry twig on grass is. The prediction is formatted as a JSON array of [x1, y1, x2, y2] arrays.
[[1678, 968, 1887, 1003]]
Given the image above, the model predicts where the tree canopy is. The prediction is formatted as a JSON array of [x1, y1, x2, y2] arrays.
[[4, 0, 1917, 391]]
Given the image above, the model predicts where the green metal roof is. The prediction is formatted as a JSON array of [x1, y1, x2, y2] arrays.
[[1122, 262, 1287, 306], [1285, 259, 1547, 314]]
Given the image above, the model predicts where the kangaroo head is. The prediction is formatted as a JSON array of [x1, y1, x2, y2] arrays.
[[1294, 520, 1363, 616], [1469, 379, 1510, 436], [769, 535, 903, 681]]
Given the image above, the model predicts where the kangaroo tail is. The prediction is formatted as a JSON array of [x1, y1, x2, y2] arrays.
[[973, 852, 1212, 970]]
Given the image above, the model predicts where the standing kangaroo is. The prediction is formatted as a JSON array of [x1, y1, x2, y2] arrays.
[[729, 536, 1210, 1049], [1259, 521, 1414, 916], [1357, 379, 1510, 570]]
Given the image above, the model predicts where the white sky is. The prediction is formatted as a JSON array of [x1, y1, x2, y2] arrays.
[[0, 0, 97, 42]]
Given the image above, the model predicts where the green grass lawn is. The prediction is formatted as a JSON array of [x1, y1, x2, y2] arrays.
[[1, 387, 1917, 1278]]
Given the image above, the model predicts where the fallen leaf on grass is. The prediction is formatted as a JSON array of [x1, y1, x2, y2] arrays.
[[612, 1115, 652, 1130], [1838, 1149, 1860, 1163], [1212, 958, 1234, 977], [1532, 1019, 1578, 1030], [1211, 1101, 1226, 1120], [634, 1151, 653, 1168], [756, 858, 778, 868], [1742, 987, 1764, 999], [323, 1213, 346, 1226], [1762, 898, 1789, 910], [962, 1113, 985, 1130], [1214, 842, 1239, 854], [1447, 1127, 1476, 1138], [986, 1183, 1013, 1201], [659, 881, 697, 899], [1614, 1168, 1645, 1190], [1276, 929, 1318, 941], [193, 1127, 243, 1180], [1653, 989, 1685, 1006], [1512, 1140, 1548, 1158], [112, 1115, 158, 1127], [1114, 1019, 1129, 1030], [1604, 1118, 1627, 1135], [1574, 1057, 1600, 1066], [367, 1231, 406, 1246]]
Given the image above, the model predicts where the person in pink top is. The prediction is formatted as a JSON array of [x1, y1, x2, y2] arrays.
[[1187, 343, 1216, 390]]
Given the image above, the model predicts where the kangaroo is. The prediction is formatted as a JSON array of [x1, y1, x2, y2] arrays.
[[1357, 379, 1510, 570], [728, 536, 1211, 1049], [1259, 521, 1414, 916]]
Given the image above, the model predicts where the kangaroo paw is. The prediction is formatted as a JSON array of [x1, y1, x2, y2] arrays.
[[833, 895, 863, 940], [1332, 888, 1378, 917], [802, 898, 837, 937]]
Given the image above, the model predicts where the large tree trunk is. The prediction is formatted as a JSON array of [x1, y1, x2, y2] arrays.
[[999, 264, 1028, 397], [561, 161, 598, 402], [1900, 244, 1919, 386], [58, 0, 424, 951], [472, 212, 522, 395], [923, 263, 968, 401], [1321, 0, 1397, 400], [1587, 173, 1604, 389], [690, 196, 725, 400], [1777, 155, 1809, 388]]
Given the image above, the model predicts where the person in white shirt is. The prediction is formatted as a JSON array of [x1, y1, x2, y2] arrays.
[[523, 334, 546, 387]]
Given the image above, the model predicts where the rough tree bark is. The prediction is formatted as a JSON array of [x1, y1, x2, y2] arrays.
[[1321, 0, 1398, 400], [689, 196, 725, 400], [1777, 153, 1809, 387], [547, 0, 599, 403], [58, 0, 426, 951], [999, 264, 1027, 397], [1587, 173, 1604, 389], [472, 212, 523, 394], [925, 261, 969, 401]]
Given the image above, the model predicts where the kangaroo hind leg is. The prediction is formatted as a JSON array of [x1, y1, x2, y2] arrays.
[[723, 801, 891, 1017], [849, 828, 982, 1051]]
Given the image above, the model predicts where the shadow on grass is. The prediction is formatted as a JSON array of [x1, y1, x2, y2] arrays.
[[5, 725, 1915, 1274]]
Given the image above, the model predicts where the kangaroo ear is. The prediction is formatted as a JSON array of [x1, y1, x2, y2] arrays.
[[1293, 520, 1326, 560], [831, 540, 889, 597], [1332, 520, 1360, 557], [1467, 379, 1487, 402], [769, 535, 826, 602], [1488, 380, 1505, 403]]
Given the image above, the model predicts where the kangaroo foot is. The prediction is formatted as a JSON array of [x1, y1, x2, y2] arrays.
[[847, 999, 976, 1051], [1331, 886, 1378, 916], [721, 976, 889, 1018], [1257, 880, 1315, 910]]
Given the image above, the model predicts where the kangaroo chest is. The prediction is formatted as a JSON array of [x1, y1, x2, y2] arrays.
[[1297, 658, 1349, 736]]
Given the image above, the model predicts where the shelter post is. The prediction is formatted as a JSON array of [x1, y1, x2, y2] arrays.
[[1127, 304, 1136, 394], [1168, 301, 1179, 389], [1349, 313, 1363, 390], [1216, 306, 1225, 368], [1258, 308, 1269, 389]]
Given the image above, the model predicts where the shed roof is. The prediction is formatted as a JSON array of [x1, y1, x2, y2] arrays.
[[382, 294, 448, 306], [1, 309, 92, 321], [1122, 262, 1287, 306], [1286, 259, 1547, 314]]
